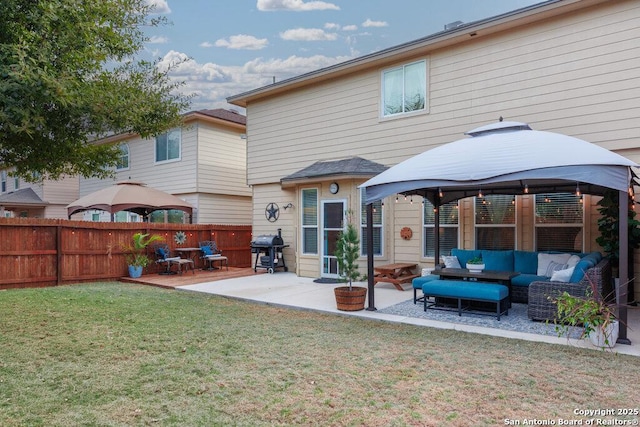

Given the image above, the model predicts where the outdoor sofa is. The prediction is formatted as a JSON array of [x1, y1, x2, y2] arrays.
[[415, 248, 611, 321]]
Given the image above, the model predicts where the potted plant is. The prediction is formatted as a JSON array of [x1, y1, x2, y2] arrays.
[[553, 282, 619, 349], [466, 255, 485, 273], [333, 215, 367, 311], [123, 232, 163, 278]]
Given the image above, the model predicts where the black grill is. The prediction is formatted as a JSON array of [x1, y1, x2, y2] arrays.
[[251, 229, 289, 274]]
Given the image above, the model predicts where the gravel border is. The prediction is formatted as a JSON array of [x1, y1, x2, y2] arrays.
[[378, 299, 583, 338]]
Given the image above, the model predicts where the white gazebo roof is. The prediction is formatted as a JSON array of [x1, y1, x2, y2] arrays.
[[362, 121, 638, 204]]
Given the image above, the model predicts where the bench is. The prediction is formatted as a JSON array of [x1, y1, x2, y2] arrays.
[[412, 275, 440, 303], [421, 279, 509, 320]]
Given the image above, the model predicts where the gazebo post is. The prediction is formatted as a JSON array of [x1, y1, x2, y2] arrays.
[[617, 190, 630, 344], [434, 194, 441, 268], [366, 202, 376, 311]]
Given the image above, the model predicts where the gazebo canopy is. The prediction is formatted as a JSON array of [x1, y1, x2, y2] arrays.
[[67, 181, 193, 219], [362, 121, 637, 205], [360, 121, 638, 344]]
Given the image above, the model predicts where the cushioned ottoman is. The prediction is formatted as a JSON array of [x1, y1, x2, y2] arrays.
[[412, 275, 439, 304], [422, 279, 509, 320]]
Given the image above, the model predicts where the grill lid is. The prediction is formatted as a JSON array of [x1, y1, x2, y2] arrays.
[[251, 234, 284, 247]]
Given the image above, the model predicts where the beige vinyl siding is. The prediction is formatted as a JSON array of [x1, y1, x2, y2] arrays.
[[197, 122, 251, 197], [196, 193, 252, 225], [247, 1, 640, 187], [41, 175, 79, 205]]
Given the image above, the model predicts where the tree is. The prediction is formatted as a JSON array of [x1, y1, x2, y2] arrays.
[[0, 0, 191, 182]]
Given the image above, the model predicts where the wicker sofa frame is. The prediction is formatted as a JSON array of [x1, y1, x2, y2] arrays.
[[527, 257, 612, 321]]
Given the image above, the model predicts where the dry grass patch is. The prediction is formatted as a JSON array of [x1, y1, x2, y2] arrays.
[[0, 282, 638, 426]]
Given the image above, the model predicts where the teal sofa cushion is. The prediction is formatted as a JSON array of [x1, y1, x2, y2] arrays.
[[514, 251, 539, 274], [412, 275, 439, 289], [511, 274, 548, 288], [451, 249, 481, 268], [570, 252, 600, 283], [482, 250, 514, 271], [422, 280, 508, 301]]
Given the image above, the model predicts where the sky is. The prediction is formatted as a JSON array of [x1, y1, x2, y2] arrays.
[[143, 0, 543, 113]]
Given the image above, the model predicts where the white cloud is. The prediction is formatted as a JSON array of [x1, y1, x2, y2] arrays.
[[159, 50, 351, 110], [280, 28, 338, 41], [324, 22, 340, 30], [257, 0, 339, 12], [148, 35, 168, 44], [145, 0, 171, 14], [362, 18, 388, 28], [214, 34, 269, 50], [342, 24, 358, 31], [200, 41, 214, 48]]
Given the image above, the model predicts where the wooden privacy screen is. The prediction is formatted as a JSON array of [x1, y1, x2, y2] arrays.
[[0, 218, 252, 289]]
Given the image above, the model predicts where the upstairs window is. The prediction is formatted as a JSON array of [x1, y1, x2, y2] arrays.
[[535, 193, 584, 252], [116, 144, 130, 170], [382, 60, 427, 117], [1, 171, 6, 193], [155, 128, 181, 163]]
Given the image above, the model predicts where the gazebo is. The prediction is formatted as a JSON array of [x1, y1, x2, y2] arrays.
[[361, 121, 638, 344]]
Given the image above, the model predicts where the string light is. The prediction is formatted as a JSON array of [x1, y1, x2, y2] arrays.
[[524, 184, 529, 194], [575, 183, 581, 197], [410, 195, 413, 204], [395, 195, 399, 203], [438, 188, 443, 198], [478, 188, 483, 198]]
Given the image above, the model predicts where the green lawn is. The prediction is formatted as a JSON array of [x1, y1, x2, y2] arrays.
[[1, 282, 638, 426]]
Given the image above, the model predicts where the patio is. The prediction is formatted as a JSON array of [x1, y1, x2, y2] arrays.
[[123, 270, 640, 357]]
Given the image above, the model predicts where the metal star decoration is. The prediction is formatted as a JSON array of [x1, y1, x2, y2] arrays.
[[265, 203, 280, 222]]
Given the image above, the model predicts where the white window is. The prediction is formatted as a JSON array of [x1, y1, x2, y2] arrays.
[[535, 193, 584, 252], [155, 128, 181, 163], [301, 188, 318, 254], [360, 190, 383, 256], [14, 176, 19, 190], [116, 144, 130, 170], [382, 60, 427, 117], [423, 199, 459, 257], [475, 195, 516, 250]]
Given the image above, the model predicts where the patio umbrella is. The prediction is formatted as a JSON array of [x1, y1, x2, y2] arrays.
[[66, 181, 193, 220]]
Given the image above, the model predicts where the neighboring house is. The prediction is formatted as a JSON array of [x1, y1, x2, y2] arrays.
[[0, 170, 79, 218], [228, 0, 640, 301], [76, 108, 251, 224]]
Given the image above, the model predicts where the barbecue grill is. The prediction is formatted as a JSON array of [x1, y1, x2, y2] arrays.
[[251, 229, 289, 274]]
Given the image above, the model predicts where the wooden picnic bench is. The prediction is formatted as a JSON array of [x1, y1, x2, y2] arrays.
[[373, 262, 419, 291]]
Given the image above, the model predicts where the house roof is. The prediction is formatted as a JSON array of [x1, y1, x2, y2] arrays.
[[281, 157, 388, 186], [0, 188, 48, 208], [188, 108, 246, 125], [227, 0, 605, 108]]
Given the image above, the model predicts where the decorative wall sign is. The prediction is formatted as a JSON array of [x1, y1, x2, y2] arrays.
[[174, 231, 187, 245], [265, 203, 280, 222], [400, 227, 413, 240]]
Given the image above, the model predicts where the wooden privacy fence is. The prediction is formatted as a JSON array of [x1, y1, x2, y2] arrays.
[[0, 218, 252, 289]]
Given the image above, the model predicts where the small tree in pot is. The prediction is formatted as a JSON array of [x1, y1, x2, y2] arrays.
[[123, 232, 163, 278], [333, 214, 367, 311]]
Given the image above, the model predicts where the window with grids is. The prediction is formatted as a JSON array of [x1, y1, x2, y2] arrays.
[[155, 128, 181, 162], [423, 199, 459, 257], [360, 191, 383, 256], [302, 188, 318, 254], [535, 193, 584, 252], [382, 60, 427, 117], [117, 144, 130, 170], [475, 195, 516, 250]]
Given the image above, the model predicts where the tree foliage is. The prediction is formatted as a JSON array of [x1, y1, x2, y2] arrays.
[[0, 0, 191, 181]]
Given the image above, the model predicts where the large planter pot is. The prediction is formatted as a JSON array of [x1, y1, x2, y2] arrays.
[[128, 265, 143, 278], [334, 286, 367, 311], [588, 320, 619, 349]]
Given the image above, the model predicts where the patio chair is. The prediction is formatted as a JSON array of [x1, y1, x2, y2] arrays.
[[199, 240, 228, 271], [153, 243, 195, 275]]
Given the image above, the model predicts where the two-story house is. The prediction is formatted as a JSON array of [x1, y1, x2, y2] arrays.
[[0, 171, 79, 219], [77, 108, 251, 224], [228, 0, 639, 302]]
